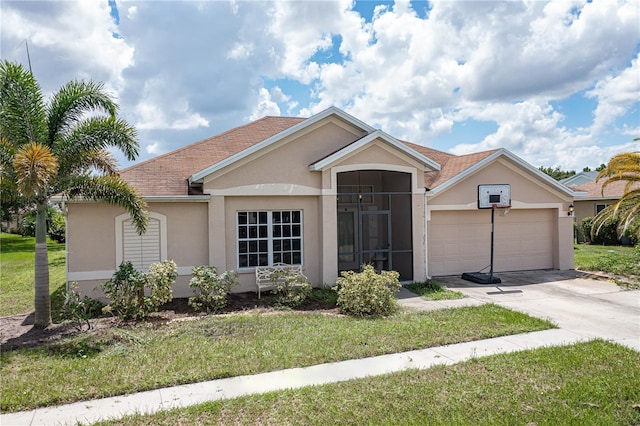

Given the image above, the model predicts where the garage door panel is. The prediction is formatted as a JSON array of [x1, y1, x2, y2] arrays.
[[429, 209, 554, 276]]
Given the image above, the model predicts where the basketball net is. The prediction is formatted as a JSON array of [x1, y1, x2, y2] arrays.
[[492, 204, 512, 217]]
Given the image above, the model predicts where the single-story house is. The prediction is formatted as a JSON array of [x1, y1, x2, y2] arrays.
[[568, 178, 626, 225], [65, 107, 577, 298]]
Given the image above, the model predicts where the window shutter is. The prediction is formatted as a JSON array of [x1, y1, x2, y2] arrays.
[[123, 218, 161, 269]]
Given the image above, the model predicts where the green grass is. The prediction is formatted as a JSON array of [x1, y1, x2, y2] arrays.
[[99, 340, 640, 426], [0, 233, 67, 317], [574, 244, 639, 287], [1, 304, 554, 412], [405, 280, 465, 300]]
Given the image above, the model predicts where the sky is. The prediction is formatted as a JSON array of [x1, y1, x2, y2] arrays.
[[1, 0, 639, 171]]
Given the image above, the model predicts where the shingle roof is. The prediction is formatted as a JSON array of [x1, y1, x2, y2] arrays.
[[120, 116, 305, 196], [572, 179, 630, 199], [119, 114, 501, 196], [422, 150, 499, 189]]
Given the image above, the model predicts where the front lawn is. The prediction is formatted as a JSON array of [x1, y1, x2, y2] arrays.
[[101, 340, 640, 426], [1, 304, 554, 412], [405, 280, 465, 300], [0, 233, 66, 317], [574, 243, 639, 285]]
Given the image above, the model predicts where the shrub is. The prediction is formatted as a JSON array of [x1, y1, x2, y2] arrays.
[[583, 216, 620, 245], [188, 266, 238, 313], [20, 210, 36, 237], [60, 282, 103, 331], [18, 206, 66, 242], [48, 209, 66, 243], [102, 260, 177, 320], [334, 265, 401, 317], [271, 268, 312, 308]]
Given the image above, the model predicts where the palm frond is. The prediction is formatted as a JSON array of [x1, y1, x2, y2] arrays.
[[90, 149, 119, 175], [13, 142, 58, 198], [47, 80, 118, 145], [65, 174, 148, 234], [0, 61, 47, 147], [593, 150, 640, 239], [55, 116, 139, 167]]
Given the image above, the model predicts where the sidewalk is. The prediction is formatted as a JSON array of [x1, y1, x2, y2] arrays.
[[1, 328, 584, 426]]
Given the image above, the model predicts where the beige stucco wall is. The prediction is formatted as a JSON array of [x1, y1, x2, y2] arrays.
[[573, 199, 616, 224], [204, 120, 362, 192], [67, 201, 209, 300]]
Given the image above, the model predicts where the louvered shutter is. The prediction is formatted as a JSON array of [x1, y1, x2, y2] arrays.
[[123, 218, 161, 269]]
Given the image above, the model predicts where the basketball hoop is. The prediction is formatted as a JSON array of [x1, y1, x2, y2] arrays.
[[463, 185, 512, 285], [494, 204, 512, 217]]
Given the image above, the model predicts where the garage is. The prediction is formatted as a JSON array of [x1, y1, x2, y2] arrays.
[[428, 209, 555, 276]]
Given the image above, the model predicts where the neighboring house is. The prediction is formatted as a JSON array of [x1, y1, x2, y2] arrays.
[[570, 179, 627, 224], [560, 171, 599, 187], [65, 107, 577, 299]]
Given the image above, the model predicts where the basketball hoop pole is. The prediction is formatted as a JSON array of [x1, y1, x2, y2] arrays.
[[489, 204, 496, 283]]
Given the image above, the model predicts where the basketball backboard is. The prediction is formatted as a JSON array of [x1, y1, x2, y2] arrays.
[[478, 184, 511, 209]]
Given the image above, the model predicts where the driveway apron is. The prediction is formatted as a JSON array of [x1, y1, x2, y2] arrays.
[[433, 270, 640, 351]]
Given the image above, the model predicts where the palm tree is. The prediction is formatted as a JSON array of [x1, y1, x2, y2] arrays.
[[0, 61, 148, 328], [592, 148, 640, 241]]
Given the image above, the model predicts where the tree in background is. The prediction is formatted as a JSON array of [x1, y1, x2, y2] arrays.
[[0, 61, 148, 327], [538, 166, 576, 181], [592, 148, 640, 241]]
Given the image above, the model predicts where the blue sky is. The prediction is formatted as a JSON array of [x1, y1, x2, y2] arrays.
[[1, 0, 638, 171]]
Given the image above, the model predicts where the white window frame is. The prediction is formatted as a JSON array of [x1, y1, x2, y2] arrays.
[[237, 210, 303, 269], [595, 204, 609, 215], [115, 211, 167, 269]]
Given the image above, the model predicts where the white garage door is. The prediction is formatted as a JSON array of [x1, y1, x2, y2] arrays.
[[428, 209, 555, 276]]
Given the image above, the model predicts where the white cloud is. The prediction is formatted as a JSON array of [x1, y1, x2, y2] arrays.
[[1, 1, 134, 93], [248, 88, 281, 121], [127, 6, 137, 20], [587, 53, 640, 132], [227, 42, 253, 60], [145, 142, 160, 155]]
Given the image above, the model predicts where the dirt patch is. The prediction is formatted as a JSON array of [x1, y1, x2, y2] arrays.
[[0, 292, 338, 352]]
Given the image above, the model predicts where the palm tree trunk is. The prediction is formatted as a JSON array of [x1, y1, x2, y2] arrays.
[[33, 200, 51, 328]]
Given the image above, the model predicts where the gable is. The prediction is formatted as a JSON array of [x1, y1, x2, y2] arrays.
[[428, 156, 574, 206], [325, 139, 429, 171], [203, 119, 366, 191], [192, 107, 373, 186]]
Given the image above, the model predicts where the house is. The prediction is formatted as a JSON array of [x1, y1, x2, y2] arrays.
[[560, 171, 599, 187], [568, 178, 626, 225], [65, 107, 577, 299]]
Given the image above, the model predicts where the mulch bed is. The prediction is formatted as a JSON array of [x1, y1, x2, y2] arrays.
[[0, 292, 338, 352]]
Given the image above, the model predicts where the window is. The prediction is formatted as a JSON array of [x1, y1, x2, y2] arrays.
[[237, 210, 303, 268], [595, 204, 608, 215], [115, 212, 167, 270]]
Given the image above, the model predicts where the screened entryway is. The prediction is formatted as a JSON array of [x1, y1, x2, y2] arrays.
[[337, 170, 413, 280]]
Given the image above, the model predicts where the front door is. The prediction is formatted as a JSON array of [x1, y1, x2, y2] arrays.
[[360, 210, 391, 272]]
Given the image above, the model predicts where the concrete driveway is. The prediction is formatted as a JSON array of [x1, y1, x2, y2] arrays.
[[433, 270, 640, 352]]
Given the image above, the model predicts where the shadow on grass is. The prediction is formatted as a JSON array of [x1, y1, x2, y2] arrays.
[[0, 233, 65, 254]]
